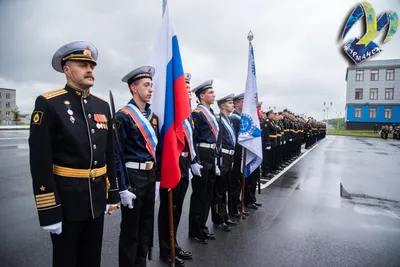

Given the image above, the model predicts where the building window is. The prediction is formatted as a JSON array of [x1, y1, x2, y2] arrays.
[[356, 70, 364, 81], [6, 102, 10, 108], [371, 70, 379, 81], [386, 69, 395, 81], [385, 88, 394, 100], [6, 111, 10, 116], [384, 108, 392, 119], [6, 93, 11, 99], [368, 108, 377, 118], [354, 107, 362, 118], [355, 88, 363, 100], [369, 88, 378, 100]]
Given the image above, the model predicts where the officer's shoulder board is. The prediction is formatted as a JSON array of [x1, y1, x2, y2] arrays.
[[193, 108, 201, 113], [41, 88, 67, 100], [91, 93, 108, 103]]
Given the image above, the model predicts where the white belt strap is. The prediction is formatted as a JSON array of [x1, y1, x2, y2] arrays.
[[199, 143, 216, 149], [221, 148, 235, 155], [126, 161, 154, 171]]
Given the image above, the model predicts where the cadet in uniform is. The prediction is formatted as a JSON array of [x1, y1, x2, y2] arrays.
[[158, 73, 194, 266], [188, 80, 220, 244], [212, 94, 238, 232], [261, 111, 271, 177], [244, 102, 263, 210], [229, 93, 250, 218], [116, 66, 161, 267], [29, 41, 120, 267]]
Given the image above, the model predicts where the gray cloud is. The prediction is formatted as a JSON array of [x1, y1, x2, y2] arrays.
[[1, 0, 399, 120]]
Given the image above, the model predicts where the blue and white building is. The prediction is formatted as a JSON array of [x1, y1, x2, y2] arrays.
[[345, 59, 400, 130]]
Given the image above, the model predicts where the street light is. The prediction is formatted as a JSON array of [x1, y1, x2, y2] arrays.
[[324, 102, 333, 121]]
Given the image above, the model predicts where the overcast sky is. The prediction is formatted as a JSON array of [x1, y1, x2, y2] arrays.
[[1, 0, 399, 120]]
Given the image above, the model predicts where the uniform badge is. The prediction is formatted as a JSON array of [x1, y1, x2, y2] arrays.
[[31, 111, 44, 125], [152, 118, 157, 125]]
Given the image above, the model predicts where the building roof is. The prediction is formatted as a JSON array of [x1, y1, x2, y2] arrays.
[[345, 59, 400, 81], [0, 88, 16, 92]]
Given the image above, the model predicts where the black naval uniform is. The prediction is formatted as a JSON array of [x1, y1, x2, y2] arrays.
[[189, 105, 218, 242], [29, 84, 119, 267], [261, 119, 271, 176], [115, 99, 161, 267], [212, 113, 236, 226], [229, 110, 243, 216], [267, 119, 278, 173], [158, 116, 193, 260]]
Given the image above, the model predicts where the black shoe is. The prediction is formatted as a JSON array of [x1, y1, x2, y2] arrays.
[[242, 210, 250, 216], [160, 255, 185, 267], [190, 236, 208, 244], [214, 223, 231, 232], [245, 203, 258, 210], [177, 250, 192, 260], [229, 212, 241, 218], [226, 219, 238, 226], [204, 233, 216, 240], [253, 202, 262, 207]]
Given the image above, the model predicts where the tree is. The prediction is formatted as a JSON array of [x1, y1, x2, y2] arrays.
[[327, 117, 345, 130], [12, 105, 21, 123]]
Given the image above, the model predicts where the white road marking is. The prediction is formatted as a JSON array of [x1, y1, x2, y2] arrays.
[[260, 138, 326, 189]]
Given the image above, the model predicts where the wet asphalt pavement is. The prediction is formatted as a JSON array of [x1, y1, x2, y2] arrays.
[[0, 131, 399, 267]]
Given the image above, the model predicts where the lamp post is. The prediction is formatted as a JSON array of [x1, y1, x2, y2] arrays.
[[336, 111, 342, 129], [324, 102, 333, 122]]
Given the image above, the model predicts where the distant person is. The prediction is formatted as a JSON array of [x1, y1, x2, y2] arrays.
[[374, 124, 378, 133]]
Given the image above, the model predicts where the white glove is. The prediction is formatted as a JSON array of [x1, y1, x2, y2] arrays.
[[155, 181, 160, 201], [266, 146, 271, 150], [191, 163, 203, 177], [289, 139, 293, 141], [216, 165, 221, 176], [119, 190, 136, 209], [42, 222, 62, 235], [284, 141, 286, 144], [105, 204, 120, 215]]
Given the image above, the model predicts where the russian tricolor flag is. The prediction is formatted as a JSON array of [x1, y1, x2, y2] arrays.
[[150, 0, 190, 189]]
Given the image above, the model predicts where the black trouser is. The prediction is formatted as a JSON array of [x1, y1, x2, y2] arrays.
[[50, 214, 105, 267], [244, 167, 259, 205], [228, 150, 242, 215], [158, 155, 189, 257], [266, 148, 273, 172], [261, 147, 268, 175], [212, 152, 234, 224], [119, 168, 156, 267], [271, 146, 278, 171], [189, 147, 216, 239]]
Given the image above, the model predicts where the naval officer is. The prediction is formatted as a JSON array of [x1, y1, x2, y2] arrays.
[[29, 41, 120, 267]]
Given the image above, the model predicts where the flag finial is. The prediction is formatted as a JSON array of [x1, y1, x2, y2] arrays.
[[162, 0, 167, 15], [247, 31, 254, 42]]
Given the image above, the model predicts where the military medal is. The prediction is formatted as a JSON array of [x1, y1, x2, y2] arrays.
[[94, 114, 107, 130], [64, 100, 75, 119]]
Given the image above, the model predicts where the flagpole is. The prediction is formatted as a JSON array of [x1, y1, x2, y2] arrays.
[[240, 31, 254, 221], [168, 189, 175, 267], [163, 1, 176, 265], [240, 149, 247, 220]]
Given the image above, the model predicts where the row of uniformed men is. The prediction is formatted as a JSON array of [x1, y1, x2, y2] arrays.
[[28, 40, 325, 267]]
